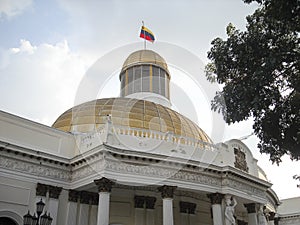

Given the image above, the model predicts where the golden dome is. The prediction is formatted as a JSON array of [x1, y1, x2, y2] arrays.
[[52, 98, 213, 145], [121, 50, 169, 75]]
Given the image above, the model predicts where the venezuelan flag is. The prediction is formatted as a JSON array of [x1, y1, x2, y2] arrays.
[[140, 26, 155, 43]]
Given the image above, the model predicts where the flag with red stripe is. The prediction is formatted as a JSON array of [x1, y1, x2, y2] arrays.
[[140, 26, 155, 43]]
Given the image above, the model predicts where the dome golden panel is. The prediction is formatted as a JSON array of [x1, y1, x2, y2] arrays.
[[52, 98, 213, 144], [121, 50, 170, 75]]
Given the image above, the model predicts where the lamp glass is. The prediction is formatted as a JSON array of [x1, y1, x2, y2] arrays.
[[23, 211, 32, 225], [47, 214, 53, 225], [32, 213, 38, 225], [40, 212, 48, 225], [36, 199, 45, 215]]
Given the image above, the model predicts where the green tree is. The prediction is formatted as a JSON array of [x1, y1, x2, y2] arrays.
[[206, 0, 299, 164]]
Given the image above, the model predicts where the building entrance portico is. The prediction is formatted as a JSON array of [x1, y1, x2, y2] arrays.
[[32, 173, 274, 225]]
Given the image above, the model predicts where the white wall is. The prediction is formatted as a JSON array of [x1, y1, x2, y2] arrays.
[[0, 110, 77, 158]]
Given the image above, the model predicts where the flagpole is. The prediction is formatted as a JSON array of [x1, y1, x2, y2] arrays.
[[142, 21, 146, 49]]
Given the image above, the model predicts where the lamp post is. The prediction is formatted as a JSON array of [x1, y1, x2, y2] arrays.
[[23, 199, 53, 225]]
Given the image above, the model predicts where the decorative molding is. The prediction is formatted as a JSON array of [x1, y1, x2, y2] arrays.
[[176, 191, 209, 202], [222, 178, 265, 198], [134, 196, 145, 208], [90, 193, 99, 205], [36, 183, 48, 197], [71, 157, 223, 187], [145, 196, 156, 209], [234, 147, 249, 172], [68, 190, 98, 205], [158, 185, 177, 199], [0, 143, 269, 203], [68, 190, 80, 202], [48, 186, 62, 199], [0, 154, 71, 181], [94, 177, 115, 192], [80, 191, 91, 204], [36, 183, 63, 199], [244, 203, 257, 213], [207, 193, 224, 205], [179, 201, 197, 214], [278, 216, 300, 225]]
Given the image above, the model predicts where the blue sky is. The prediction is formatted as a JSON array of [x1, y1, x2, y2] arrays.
[[0, 0, 299, 199]]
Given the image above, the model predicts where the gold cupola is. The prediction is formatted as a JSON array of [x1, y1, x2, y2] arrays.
[[52, 49, 214, 150], [119, 50, 171, 103]]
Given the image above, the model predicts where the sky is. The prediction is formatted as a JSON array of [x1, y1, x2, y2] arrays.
[[0, 0, 299, 200]]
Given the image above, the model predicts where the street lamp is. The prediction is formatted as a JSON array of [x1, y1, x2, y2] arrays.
[[23, 199, 53, 225]]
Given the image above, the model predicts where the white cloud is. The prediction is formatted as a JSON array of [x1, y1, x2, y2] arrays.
[[0, 0, 33, 19], [0, 39, 89, 125]]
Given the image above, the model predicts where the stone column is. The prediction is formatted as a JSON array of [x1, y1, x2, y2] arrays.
[[158, 185, 177, 225], [134, 196, 145, 225], [145, 197, 156, 225], [268, 212, 275, 225], [207, 193, 224, 225], [48, 186, 62, 225], [244, 203, 258, 225], [94, 177, 115, 225], [65, 190, 79, 225], [90, 193, 99, 225], [78, 191, 90, 225]]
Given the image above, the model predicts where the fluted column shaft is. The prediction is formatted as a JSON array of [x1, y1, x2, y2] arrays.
[[94, 177, 114, 225], [207, 193, 224, 225], [158, 185, 177, 225]]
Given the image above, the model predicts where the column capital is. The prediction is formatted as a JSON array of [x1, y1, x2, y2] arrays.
[[49, 186, 62, 199], [80, 191, 91, 204], [244, 203, 257, 213], [134, 196, 145, 208], [68, 190, 80, 202], [145, 196, 156, 209], [207, 193, 224, 204], [158, 185, 177, 199], [90, 193, 99, 205], [94, 177, 115, 192], [36, 183, 48, 197]]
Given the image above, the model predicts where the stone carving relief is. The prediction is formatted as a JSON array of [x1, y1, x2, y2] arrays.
[[94, 177, 115, 192], [158, 185, 177, 198], [207, 193, 224, 204], [0, 155, 71, 181], [279, 217, 300, 225], [222, 178, 265, 198], [234, 146, 249, 172]]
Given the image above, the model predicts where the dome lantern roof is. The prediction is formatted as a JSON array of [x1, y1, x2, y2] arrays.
[[121, 49, 170, 75]]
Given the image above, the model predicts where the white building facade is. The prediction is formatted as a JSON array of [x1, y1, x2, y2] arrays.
[[0, 49, 292, 225]]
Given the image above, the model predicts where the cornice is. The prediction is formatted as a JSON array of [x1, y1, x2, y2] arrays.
[[0, 148, 71, 182], [0, 141, 70, 165], [0, 141, 271, 201], [220, 166, 272, 188], [266, 188, 281, 206]]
